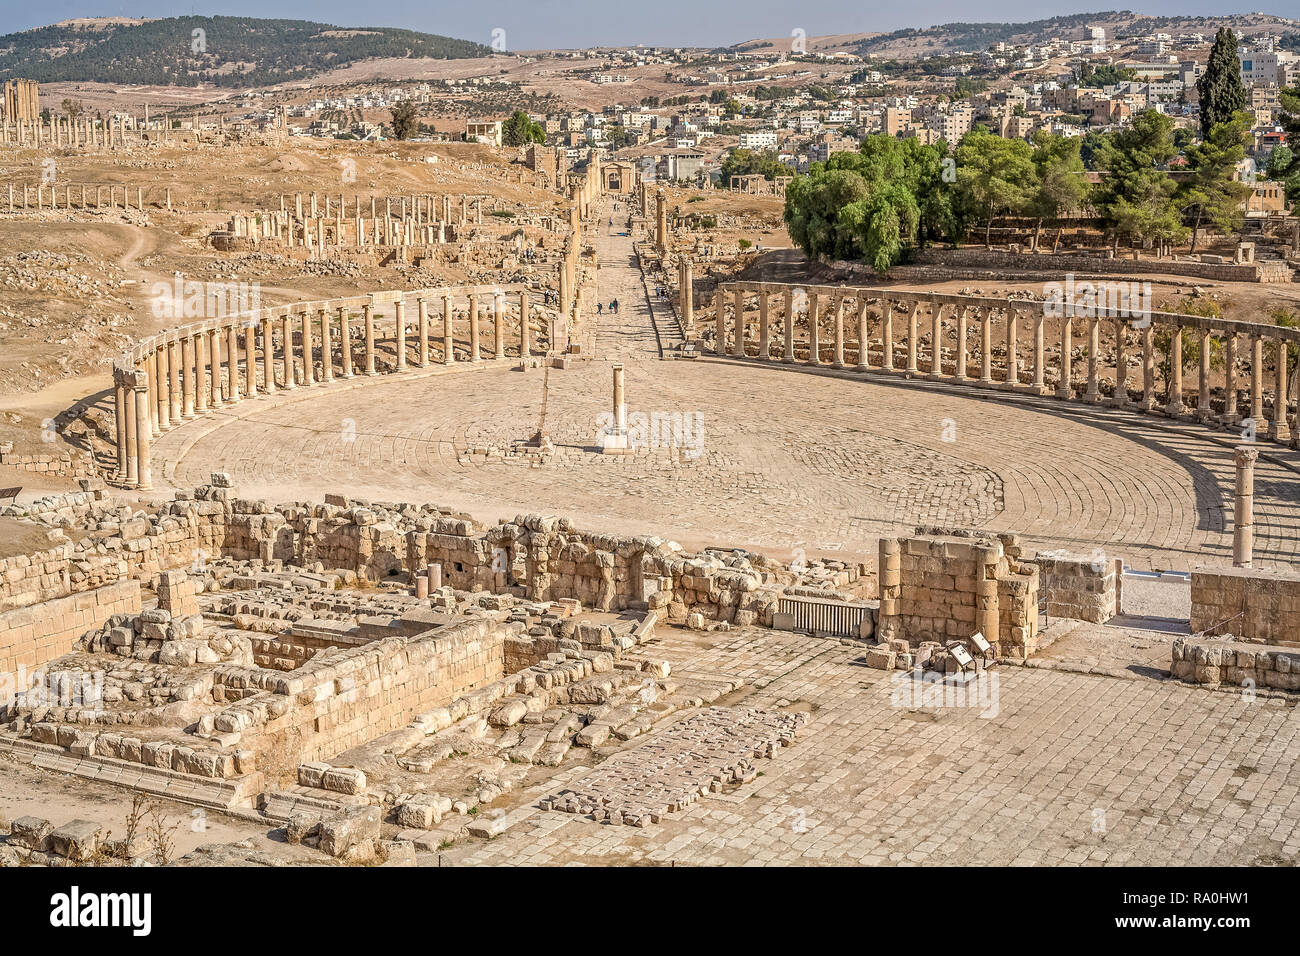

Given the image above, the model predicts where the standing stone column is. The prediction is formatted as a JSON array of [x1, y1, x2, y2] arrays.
[[113, 372, 128, 482], [364, 304, 376, 374], [1139, 323, 1156, 411], [320, 307, 333, 382], [261, 317, 276, 395], [906, 304, 920, 376], [1165, 323, 1186, 416], [124, 373, 139, 486], [1233, 445, 1258, 567], [928, 304, 944, 380], [783, 289, 795, 363], [493, 293, 506, 360], [394, 300, 407, 371], [716, 289, 728, 355], [1004, 310, 1019, 389], [1197, 329, 1213, 424], [196, 331, 209, 413], [754, 292, 770, 360], [442, 295, 455, 364], [680, 258, 694, 334], [273, 313, 291, 389], [417, 298, 429, 367], [243, 323, 257, 398], [301, 309, 315, 385], [854, 299, 870, 371], [1056, 314, 1072, 399], [226, 324, 241, 403], [1112, 318, 1130, 407], [134, 372, 152, 490], [1032, 311, 1047, 393], [656, 189, 667, 253], [882, 303, 895, 371], [954, 306, 968, 381], [978, 309, 994, 385], [519, 290, 531, 358], [340, 307, 353, 378], [808, 292, 821, 366], [1086, 316, 1097, 403], [733, 288, 746, 358], [1270, 335, 1290, 442], [832, 294, 846, 368], [208, 330, 223, 408], [1221, 332, 1239, 426], [167, 340, 182, 424], [1251, 334, 1268, 435], [468, 294, 481, 363], [182, 335, 196, 418], [877, 538, 901, 641]]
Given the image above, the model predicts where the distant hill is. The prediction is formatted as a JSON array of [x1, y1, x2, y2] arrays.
[[0, 16, 492, 87]]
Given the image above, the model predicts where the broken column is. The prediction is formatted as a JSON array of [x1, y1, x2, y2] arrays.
[[601, 363, 629, 453]]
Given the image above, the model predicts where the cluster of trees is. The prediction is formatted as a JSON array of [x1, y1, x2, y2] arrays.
[[0, 16, 490, 88], [784, 108, 1256, 274], [501, 109, 545, 147], [719, 149, 790, 184]]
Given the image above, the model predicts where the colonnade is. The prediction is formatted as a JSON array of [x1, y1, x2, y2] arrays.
[[111, 285, 535, 488], [714, 283, 1299, 446]]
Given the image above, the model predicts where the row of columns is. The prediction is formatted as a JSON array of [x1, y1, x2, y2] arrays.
[[7, 183, 147, 212], [283, 192, 486, 226], [111, 290, 534, 488], [717, 287, 1293, 440], [1, 114, 134, 148]]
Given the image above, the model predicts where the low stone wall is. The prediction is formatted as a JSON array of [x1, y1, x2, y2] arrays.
[[1191, 566, 1300, 646], [0, 444, 96, 479], [0, 579, 142, 709], [1171, 636, 1300, 690], [1036, 551, 1117, 623], [914, 247, 1293, 284]]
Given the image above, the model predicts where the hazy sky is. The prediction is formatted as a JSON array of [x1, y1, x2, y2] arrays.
[[7, 1, 1291, 50]]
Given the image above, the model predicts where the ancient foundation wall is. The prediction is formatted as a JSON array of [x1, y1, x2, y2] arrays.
[[1191, 566, 1300, 646], [0, 579, 141, 709], [1036, 551, 1117, 624], [913, 247, 1291, 283]]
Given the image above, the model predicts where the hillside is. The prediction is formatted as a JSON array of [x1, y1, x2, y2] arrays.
[[0, 16, 492, 88]]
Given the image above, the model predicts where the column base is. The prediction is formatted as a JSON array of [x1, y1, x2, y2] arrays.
[[855, 364, 869, 373], [1268, 424, 1291, 442], [1164, 402, 1189, 418], [782, 355, 795, 364]]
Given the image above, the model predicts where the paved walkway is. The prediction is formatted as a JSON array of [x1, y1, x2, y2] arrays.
[[148, 197, 1300, 570], [441, 627, 1300, 866]]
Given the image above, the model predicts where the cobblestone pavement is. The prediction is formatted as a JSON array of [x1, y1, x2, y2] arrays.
[[442, 627, 1300, 866], [150, 198, 1300, 571]]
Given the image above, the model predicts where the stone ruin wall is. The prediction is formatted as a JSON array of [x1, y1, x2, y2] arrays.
[[0, 580, 141, 678], [1190, 566, 1300, 646]]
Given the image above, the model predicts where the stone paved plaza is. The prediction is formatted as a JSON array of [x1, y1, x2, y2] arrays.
[[149, 201, 1300, 572], [444, 625, 1300, 867]]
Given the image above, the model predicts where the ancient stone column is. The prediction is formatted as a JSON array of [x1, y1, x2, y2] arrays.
[[167, 340, 182, 424], [468, 294, 481, 362], [124, 374, 139, 486], [301, 309, 315, 385], [954, 306, 968, 381], [1078, 316, 1099, 402], [1222, 332, 1239, 426], [134, 372, 152, 490], [715, 289, 728, 355], [882, 303, 895, 371], [237, 323, 254, 398], [1112, 318, 1129, 407], [1164, 323, 1187, 417], [1003, 310, 1019, 389], [519, 291, 531, 358], [443, 295, 455, 364], [733, 288, 745, 357], [1197, 329, 1213, 424], [928, 304, 943, 380], [1139, 323, 1156, 411], [832, 294, 846, 368], [1270, 336, 1290, 442], [393, 300, 407, 371], [1056, 314, 1072, 398], [975, 544, 1001, 643], [855, 300, 870, 371], [320, 308, 333, 382], [1032, 312, 1047, 393], [493, 294, 506, 361], [208, 330, 223, 408], [417, 298, 429, 367], [196, 332, 209, 413], [182, 335, 196, 418], [907, 304, 920, 376], [364, 304, 376, 374], [783, 289, 795, 363], [226, 324, 240, 402], [680, 258, 694, 333], [808, 292, 821, 366], [754, 292, 770, 361], [1251, 334, 1267, 434], [113, 373, 128, 481], [272, 313, 290, 390], [340, 307, 353, 378], [1233, 445, 1258, 567], [656, 190, 667, 253], [877, 538, 901, 639]]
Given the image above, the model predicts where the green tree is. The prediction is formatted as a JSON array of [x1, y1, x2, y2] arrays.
[[1028, 131, 1089, 250], [1093, 110, 1186, 251], [953, 128, 1038, 247], [1197, 28, 1246, 139], [720, 148, 788, 182], [1179, 112, 1252, 252], [389, 101, 418, 140], [783, 134, 957, 274], [501, 108, 545, 147]]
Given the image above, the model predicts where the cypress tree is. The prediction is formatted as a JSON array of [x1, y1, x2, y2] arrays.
[[1197, 27, 1246, 139]]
